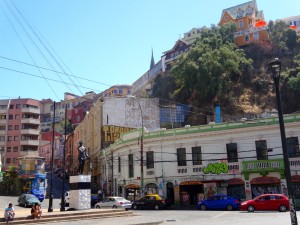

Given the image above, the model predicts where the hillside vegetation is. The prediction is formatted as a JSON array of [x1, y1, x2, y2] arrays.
[[152, 21, 300, 124]]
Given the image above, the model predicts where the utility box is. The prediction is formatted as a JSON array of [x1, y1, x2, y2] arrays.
[[69, 175, 91, 210]]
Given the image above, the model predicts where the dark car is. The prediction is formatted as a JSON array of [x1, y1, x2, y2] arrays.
[[91, 194, 101, 207], [240, 194, 289, 212], [197, 194, 240, 211], [131, 194, 170, 210], [18, 193, 40, 208]]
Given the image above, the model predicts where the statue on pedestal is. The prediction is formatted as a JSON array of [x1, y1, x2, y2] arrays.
[[78, 140, 89, 174]]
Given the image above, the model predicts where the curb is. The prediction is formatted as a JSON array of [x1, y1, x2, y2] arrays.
[[130, 220, 165, 225]]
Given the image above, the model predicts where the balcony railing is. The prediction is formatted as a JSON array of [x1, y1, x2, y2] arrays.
[[242, 159, 284, 179], [21, 129, 40, 136], [234, 26, 268, 37], [20, 140, 39, 146], [21, 118, 40, 124], [22, 107, 40, 114]]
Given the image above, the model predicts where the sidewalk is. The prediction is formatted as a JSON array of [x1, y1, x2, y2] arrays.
[[0, 208, 164, 225]]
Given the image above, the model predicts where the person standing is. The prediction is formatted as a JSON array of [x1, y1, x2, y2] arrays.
[[4, 203, 15, 221]]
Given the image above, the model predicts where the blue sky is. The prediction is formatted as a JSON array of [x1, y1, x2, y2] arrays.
[[0, 0, 299, 101]]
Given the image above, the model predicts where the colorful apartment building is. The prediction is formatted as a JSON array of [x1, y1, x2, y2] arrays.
[[101, 85, 132, 97], [219, 0, 269, 47], [0, 98, 40, 169]]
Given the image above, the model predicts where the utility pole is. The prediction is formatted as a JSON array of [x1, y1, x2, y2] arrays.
[[48, 101, 55, 212]]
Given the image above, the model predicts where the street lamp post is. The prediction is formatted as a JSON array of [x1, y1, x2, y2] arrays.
[[269, 58, 298, 225]]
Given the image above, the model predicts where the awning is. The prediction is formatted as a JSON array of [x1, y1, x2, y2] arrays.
[[125, 184, 140, 189], [228, 178, 244, 186], [180, 181, 202, 186], [250, 176, 280, 185], [292, 175, 300, 182]]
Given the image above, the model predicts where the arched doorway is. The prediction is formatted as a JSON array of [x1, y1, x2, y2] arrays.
[[166, 182, 174, 205], [180, 181, 203, 206], [124, 184, 140, 201], [145, 183, 158, 194], [227, 178, 245, 201], [250, 176, 281, 198]]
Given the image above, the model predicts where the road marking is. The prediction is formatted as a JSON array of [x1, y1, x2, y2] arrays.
[[212, 211, 229, 218]]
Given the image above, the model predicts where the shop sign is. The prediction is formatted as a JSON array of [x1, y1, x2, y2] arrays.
[[203, 162, 228, 174], [179, 176, 203, 182]]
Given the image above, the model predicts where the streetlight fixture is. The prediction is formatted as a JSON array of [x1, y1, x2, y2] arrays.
[[269, 58, 298, 225], [130, 96, 144, 196]]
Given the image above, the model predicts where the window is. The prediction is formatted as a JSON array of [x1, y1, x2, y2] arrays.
[[192, 147, 202, 165], [6, 158, 11, 163], [0, 136, 5, 141], [253, 32, 259, 40], [15, 114, 20, 120], [14, 125, 19, 130], [8, 125, 13, 130], [13, 158, 17, 163], [224, 16, 228, 21], [16, 104, 21, 109], [245, 35, 250, 42], [246, 7, 253, 15], [14, 136, 19, 141], [227, 143, 238, 162], [237, 10, 243, 18], [8, 136, 12, 141], [0, 105, 7, 109], [146, 151, 154, 169], [9, 104, 14, 109], [0, 115, 6, 120], [0, 126, 5, 130], [177, 148, 186, 166], [287, 137, 300, 158], [118, 89, 123, 94], [256, 140, 268, 160], [128, 154, 134, 178], [238, 20, 244, 28], [118, 157, 121, 173], [8, 115, 13, 120], [7, 147, 11, 152], [13, 147, 18, 152]]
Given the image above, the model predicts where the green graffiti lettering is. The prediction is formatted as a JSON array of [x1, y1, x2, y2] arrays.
[[203, 162, 228, 174]]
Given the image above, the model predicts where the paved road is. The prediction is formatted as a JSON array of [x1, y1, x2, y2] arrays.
[[6, 209, 296, 225]]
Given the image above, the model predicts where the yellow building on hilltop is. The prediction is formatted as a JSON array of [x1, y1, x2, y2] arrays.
[[219, 0, 269, 47]]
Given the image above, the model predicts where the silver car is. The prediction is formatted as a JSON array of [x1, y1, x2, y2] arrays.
[[95, 196, 132, 210]]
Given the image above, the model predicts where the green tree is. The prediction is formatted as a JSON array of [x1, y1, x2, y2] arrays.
[[170, 26, 253, 113]]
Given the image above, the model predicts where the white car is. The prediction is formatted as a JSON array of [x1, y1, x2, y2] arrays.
[[94, 196, 132, 210]]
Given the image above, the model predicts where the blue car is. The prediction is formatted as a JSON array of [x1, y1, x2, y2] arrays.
[[197, 194, 240, 211], [30, 190, 45, 202]]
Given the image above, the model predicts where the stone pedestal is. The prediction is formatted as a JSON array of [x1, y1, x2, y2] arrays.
[[69, 175, 91, 210]]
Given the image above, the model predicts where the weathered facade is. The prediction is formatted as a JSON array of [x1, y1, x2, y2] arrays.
[[101, 114, 300, 206]]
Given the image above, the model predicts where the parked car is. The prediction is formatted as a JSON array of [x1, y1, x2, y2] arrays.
[[131, 194, 170, 210], [240, 194, 289, 212], [91, 194, 101, 207], [197, 194, 240, 211], [95, 196, 132, 210], [18, 193, 40, 208]]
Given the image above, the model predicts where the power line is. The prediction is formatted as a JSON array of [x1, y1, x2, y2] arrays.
[[0, 1, 60, 100]]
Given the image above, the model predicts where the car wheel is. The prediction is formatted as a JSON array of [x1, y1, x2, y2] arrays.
[[154, 205, 160, 210], [247, 205, 255, 212], [226, 205, 233, 211], [112, 205, 117, 208], [95, 205, 100, 209], [200, 205, 207, 210], [132, 204, 138, 210], [279, 205, 287, 212]]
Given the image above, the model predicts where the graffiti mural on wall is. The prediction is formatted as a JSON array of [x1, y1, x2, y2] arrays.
[[203, 162, 228, 174]]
